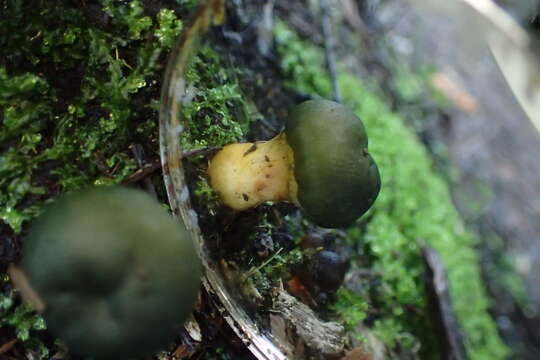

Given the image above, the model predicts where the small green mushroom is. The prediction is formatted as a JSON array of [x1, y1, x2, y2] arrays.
[[20, 186, 201, 360], [207, 99, 381, 228]]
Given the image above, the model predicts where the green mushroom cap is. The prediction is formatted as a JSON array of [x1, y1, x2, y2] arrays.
[[22, 187, 201, 360], [286, 99, 381, 228]]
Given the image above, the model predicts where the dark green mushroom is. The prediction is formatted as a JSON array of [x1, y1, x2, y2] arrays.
[[286, 99, 380, 227], [20, 186, 201, 360], [207, 99, 380, 228]]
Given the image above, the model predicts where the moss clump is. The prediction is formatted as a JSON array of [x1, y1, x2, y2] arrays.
[[274, 22, 508, 359], [181, 45, 251, 150], [0, 0, 186, 234]]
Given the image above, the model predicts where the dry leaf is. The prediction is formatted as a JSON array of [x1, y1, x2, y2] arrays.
[[431, 72, 478, 113]]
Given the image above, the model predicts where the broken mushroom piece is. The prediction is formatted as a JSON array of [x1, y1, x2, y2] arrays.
[[19, 186, 201, 360], [208, 99, 381, 228]]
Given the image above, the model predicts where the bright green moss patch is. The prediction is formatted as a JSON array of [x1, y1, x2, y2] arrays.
[[0, 0, 249, 234], [330, 288, 369, 330], [1, 0, 184, 234], [275, 22, 508, 359], [181, 45, 251, 150], [0, 294, 47, 345], [344, 76, 509, 359], [0, 275, 49, 356]]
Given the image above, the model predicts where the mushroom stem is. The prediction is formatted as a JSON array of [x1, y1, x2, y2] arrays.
[[207, 133, 298, 210]]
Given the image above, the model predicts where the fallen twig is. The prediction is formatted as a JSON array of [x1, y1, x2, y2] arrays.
[[244, 248, 284, 279], [123, 158, 161, 185], [123, 147, 221, 185], [131, 143, 158, 199], [272, 289, 345, 358], [320, 0, 341, 103], [0, 339, 17, 356], [7, 264, 46, 313], [422, 246, 467, 360], [256, 0, 275, 57], [430, 72, 477, 113]]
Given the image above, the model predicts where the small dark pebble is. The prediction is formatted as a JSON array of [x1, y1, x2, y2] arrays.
[[294, 248, 351, 296]]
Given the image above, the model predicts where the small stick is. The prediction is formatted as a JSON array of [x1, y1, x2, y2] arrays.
[[0, 339, 17, 356], [181, 146, 222, 158], [243, 247, 284, 279], [256, 0, 275, 57], [422, 246, 467, 360], [123, 146, 222, 185], [132, 143, 158, 199], [123, 159, 162, 185], [320, 0, 341, 103], [7, 264, 46, 313]]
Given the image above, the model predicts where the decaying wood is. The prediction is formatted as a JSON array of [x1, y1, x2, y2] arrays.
[[270, 314, 295, 358], [170, 332, 200, 360], [422, 246, 467, 360], [169, 318, 202, 360], [273, 290, 345, 358], [341, 347, 371, 360], [184, 314, 203, 342]]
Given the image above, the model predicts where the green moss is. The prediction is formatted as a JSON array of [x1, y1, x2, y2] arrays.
[[274, 22, 508, 359], [0, 294, 46, 341], [0, 286, 48, 357], [1, 0, 183, 234], [330, 288, 369, 330], [156, 9, 184, 48], [181, 45, 251, 150]]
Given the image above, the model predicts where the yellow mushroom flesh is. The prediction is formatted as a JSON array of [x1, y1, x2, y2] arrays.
[[207, 133, 298, 210]]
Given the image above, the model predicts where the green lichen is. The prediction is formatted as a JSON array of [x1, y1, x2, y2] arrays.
[[274, 22, 508, 359]]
